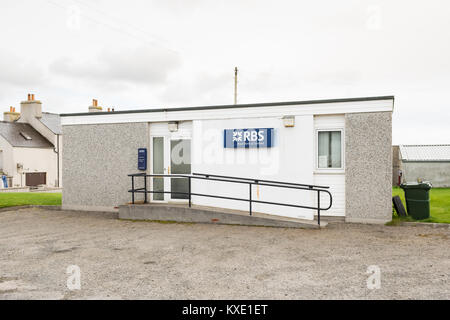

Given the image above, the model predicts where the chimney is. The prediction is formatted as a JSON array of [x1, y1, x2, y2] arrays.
[[19, 93, 42, 122], [3, 106, 20, 122], [89, 99, 103, 112]]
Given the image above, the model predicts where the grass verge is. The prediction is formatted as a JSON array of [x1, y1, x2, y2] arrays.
[[392, 187, 450, 224], [0, 192, 62, 208]]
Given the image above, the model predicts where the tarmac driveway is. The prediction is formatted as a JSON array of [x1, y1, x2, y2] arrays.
[[0, 207, 449, 299]]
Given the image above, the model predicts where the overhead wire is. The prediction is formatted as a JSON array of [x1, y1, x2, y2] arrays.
[[45, 0, 179, 54]]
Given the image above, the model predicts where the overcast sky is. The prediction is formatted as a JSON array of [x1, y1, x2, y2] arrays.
[[1, 0, 449, 144]]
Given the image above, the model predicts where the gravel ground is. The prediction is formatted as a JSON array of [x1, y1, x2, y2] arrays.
[[0, 207, 449, 300]]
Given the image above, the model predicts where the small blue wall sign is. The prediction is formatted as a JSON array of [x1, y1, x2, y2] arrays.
[[138, 148, 147, 170], [224, 128, 274, 148]]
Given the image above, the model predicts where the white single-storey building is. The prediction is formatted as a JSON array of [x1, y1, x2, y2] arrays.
[[0, 95, 62, 189], [61, 96, 394, 224]]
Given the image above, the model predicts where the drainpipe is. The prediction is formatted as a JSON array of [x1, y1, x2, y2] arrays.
[[53, 134, 60, 187]]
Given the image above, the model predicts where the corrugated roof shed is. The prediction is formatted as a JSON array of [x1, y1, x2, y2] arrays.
[[399, 144, 450, 161], [0, 122, 54, 148]]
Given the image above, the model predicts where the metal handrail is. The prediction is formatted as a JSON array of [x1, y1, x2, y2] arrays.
[[128, 173, 332, 225], [192, 172, 330, 189]]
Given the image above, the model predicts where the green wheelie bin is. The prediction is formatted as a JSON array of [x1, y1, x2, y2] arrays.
[[400, 182, 432, 220]]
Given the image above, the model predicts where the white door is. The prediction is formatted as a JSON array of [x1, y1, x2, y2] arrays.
[[150, 122, 192, 202]]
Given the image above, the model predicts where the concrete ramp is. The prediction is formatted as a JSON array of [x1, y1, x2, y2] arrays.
[[119, 203, 327, 229]]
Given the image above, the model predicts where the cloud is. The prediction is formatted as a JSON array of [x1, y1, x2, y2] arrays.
[[0, 52, 46, 86], [159, 71, 233, 105], [50, 45, 181, 86], [148, 0, 207, 12]]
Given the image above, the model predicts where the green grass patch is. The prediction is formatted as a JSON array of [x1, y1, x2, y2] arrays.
[[0, 192, 61, 208], [392, 187, 450, 224]]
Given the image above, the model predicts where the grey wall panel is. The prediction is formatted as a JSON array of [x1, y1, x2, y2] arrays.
[[403, 162, 450, 187], [345, 112, 392, 223], [62, 123, 148, 209]]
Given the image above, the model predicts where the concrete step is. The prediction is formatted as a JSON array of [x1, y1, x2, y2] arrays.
[[119, 203, 327, 229]]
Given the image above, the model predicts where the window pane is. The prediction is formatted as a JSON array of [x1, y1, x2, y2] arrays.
[[170, 139, 191, 174], [318, 132, 330, 168], [152, 137, 164, 200], [170, 139, 191, 199], [330, 131, 342, 168], [153, 137, 164, 174], [152, 178, 164, 200], [318, 131, 342, 168]]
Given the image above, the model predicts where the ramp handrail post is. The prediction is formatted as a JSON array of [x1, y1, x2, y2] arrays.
[[131, 175, 135, 204], [144, 175, 147, 203], [249, 183, 252, 216], [317, 190, 321, 226], [188, 176, 192, 208]]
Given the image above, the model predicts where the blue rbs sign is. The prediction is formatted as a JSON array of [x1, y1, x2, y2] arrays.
[[224, 128, 274, 148]]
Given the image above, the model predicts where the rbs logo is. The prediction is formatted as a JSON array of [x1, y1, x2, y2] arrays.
[[232, 130, 265, 143], [224, 128, 274, 148]]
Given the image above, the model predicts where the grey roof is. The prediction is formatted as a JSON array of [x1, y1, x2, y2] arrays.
[[40, 112, 62, 134], [60, 95, 395, 117], [399, 145, 450, 161], [0, 122, 54, 148]]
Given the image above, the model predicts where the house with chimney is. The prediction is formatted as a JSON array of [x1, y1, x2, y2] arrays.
[[0, 94, 62, 189]]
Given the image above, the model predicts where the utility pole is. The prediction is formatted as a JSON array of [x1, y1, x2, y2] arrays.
[[234, 67, 238, 105]]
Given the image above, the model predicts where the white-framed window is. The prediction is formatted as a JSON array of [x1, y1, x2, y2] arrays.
[[316, 129, 344, 170]]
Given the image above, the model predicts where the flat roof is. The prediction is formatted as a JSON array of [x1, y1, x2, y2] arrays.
[[60, 95, 394, 117]]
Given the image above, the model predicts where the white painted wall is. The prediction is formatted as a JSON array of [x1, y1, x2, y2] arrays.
[[16, 100, 62, 187], [147, 116, 344, 220], [314, 173, 345, 216], [58, 134, 62, 187], [0, 136, 14, 178], [190, 116, 316, 220], [12, 147, 58, 187], [0, 135, 58, 187]]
